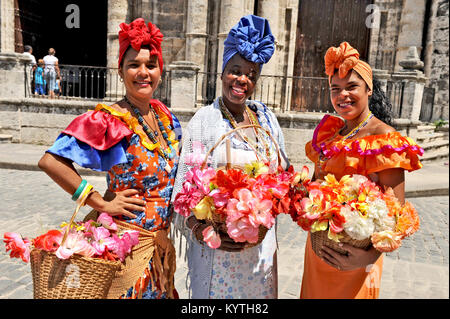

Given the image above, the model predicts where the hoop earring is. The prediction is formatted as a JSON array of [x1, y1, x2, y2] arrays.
[[119, 77, 124, 83]]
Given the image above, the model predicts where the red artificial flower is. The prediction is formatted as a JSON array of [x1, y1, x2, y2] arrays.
[[212, 169, 250, 196], [3, 232, 32, 262], [32, 229, 63, 252]]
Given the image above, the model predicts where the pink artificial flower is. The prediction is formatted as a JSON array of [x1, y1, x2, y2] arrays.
[[173, 182, 204, 217], [226, 215, 259, 243], [112, 230, 139, 262], [184, 141, 211, 166], [91, 226, 114, 255], [97, 213, 118, 231], [55, 231, 96, 259], [208, 189, 229, 208], [202, 226, 221, 249], [3, 232, 32, 262], [248, 197, 274, 229], [300, 188, 326, 220]]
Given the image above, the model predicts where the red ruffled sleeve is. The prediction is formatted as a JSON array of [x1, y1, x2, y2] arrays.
[[62, 105, 133, 150]]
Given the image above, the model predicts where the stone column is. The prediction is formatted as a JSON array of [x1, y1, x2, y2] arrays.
[[0, 52, 32, 98], [168, 61, 200, 108], [372, 68, 391, 93], [0, 0, 15, 52], [394, 0, 427, 72], [186, 0, 208, 105], [256, 0, 280, 109], [105, 0, 130, 99], [216, 0, 254, 99], [391, 47, 427, 121]]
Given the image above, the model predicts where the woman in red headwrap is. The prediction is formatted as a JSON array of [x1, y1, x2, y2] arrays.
[[38, 18, 182, 299], [299, 42, 423, 299]]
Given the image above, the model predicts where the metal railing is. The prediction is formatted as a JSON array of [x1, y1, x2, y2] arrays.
[[26, 63, 170, 104], [194, 72, 334, 113], [24, 63, 432, 120]]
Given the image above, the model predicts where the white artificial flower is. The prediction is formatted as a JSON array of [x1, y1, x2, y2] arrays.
[[341, 205, 375, 240]]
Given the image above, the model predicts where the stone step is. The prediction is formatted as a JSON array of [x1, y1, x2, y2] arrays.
[[417, 125, 437, 134], [421, 138, 449, 163], [415, 131, 448, 144], [0, 134, 13, 143]]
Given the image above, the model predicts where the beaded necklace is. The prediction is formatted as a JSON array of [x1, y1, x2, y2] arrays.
[[124, 95, 174, 173], [219, 97, 271, 159], [318, 111, 374, 166]]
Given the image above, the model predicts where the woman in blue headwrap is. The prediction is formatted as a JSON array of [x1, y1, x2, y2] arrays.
[[171, 15, 288, 299]]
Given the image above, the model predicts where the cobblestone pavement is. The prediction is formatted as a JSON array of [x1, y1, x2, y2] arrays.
[[0, 168, 448, 299]]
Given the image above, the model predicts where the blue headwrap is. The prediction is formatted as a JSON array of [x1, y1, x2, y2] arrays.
[[222, 15, 275, 72]]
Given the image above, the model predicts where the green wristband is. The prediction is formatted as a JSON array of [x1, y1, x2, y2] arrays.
[[72, 179, 87, 201]]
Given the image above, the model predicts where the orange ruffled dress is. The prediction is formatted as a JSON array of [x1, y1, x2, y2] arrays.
[[301, 114, 423, 299]]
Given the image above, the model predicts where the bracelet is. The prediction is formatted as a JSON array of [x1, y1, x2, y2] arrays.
[[71, 179, 87, 201], [76, 183, 93, 206]]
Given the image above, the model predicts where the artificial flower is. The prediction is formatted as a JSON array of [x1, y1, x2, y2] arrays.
[[32, 230, 63, 252], [371, 230, 402, 252], [193, 196, 215, 221], [97, 213, 118, 231], [55, 231, 96, 259], [3, 232, 32, 262], [395, 201, 420, 238], [226, 215, 259, 243], [244, 161, 269, 177], [202, 226, 221, 249]]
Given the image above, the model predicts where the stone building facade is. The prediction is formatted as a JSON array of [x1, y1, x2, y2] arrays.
[[0, 0, 448, 120]]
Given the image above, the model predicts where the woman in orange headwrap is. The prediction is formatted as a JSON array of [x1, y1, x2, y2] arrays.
[[38, 18, 182, 299], [300, 42, 423, 299]]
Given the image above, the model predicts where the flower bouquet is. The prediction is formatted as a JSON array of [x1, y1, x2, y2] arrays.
[[3, 206, 139, 299], [289, 173, 420, 254], [174, 124, 306, 249]]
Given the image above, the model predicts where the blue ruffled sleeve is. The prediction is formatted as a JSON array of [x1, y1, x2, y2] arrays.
[[47, 134, 129, 172]]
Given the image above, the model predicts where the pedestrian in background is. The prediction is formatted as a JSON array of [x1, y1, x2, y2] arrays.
[[34, 59, 45, 96], [43, 48, 60, 98], [23, 45, 36, 96]]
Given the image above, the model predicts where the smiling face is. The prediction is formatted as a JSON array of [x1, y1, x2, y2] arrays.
[[221, 54, 260, 109], [119, 47, 161, 101], [329, 70, 372, 121]]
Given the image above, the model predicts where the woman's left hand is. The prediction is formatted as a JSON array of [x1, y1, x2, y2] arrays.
[[320, 243, 382, 271]]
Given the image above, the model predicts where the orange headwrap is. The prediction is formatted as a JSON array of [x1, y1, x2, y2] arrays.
[[324, 42, 373, 91], [118, 18, 164, 70]]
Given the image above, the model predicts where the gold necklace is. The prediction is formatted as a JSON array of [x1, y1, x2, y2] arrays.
[[219, 97, 270, 159]]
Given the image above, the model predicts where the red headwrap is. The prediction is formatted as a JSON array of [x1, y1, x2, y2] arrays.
[[118, 18, 164, 70]]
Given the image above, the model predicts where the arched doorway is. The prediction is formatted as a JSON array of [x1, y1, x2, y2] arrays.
[[15, 0, 107, 67]]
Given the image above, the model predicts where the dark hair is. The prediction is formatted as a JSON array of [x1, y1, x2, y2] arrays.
[[24, 45, 32, 53], [369, 77, 393, 126]]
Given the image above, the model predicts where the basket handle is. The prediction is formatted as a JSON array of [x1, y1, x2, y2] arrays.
[[60, 190, 94, 246], [200, 124, 281, 170]]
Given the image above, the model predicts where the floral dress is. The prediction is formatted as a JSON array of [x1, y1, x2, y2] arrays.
[[47, 101, 182, 299]]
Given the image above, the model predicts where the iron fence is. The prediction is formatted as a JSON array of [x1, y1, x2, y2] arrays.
[[24, 63, 432, 120], [26, 63, 170, 104], [194, 72, 334, 113]]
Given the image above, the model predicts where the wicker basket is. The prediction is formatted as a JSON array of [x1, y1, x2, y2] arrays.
[[30, 249, 121, 299], [200, 124, 281, 247], [310, 230, 372, 256], [30, 192, 121, 299]]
